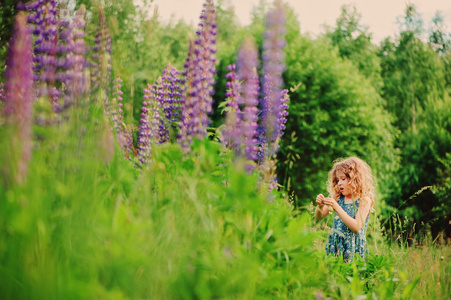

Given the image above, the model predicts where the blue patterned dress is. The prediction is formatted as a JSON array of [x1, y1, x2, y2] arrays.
[[325, 195, 369, 262]]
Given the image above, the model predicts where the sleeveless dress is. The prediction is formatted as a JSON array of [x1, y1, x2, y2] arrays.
[[325, 195, 369, 262]]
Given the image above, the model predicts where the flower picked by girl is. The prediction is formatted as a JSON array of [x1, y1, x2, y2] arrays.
[[314, 157, 374, 262]]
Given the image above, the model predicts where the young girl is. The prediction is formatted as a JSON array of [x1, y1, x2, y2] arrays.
[[314, 157, 374, 262]]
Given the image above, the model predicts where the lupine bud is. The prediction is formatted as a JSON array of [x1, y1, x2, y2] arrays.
[[3, 12, 34, 184], [19, 0, 59, 98]]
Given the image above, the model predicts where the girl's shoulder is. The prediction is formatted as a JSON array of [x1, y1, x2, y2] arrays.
[[359, 196, 373, 208]]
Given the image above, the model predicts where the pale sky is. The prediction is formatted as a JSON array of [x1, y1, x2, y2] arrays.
[[152, 0, 451, 43]]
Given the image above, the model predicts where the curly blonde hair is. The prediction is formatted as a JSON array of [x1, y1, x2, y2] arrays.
[[327, 157, 375, 207]]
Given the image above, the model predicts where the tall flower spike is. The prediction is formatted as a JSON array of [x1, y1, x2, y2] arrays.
[[160, 63, 183, 123], [257, 74, 271, 163], [179, 0, 217, 148], [112, 74, 133, 159], [112, 74, 124, 133], [57, 4, 88, 110], [19, 0, 59, 98], [3, 12, 34, 184], [193, 0, 217, 119], [222, 64, 242, 150], [153, 77, 169, 143], [178, 38, 197, 149], [278, 89, 289, 138], [237, 38, 260, 165], [158, 64, 183, 144], [137, 84, 161, 165], [261, 0, 286, 153]]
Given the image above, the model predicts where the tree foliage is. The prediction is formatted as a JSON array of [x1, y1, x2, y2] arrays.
[[325, 4, 383, 92], [379, 4, 446, 132]]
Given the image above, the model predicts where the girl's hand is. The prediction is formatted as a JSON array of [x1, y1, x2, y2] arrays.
[[316, 194, 325, 207], [322, 197, 338, 211]]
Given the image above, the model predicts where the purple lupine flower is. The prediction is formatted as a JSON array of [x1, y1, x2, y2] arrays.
[[261, 0, 286, 152], [137, 85, 153, 165], [19, 0, 59, 98], [193, 0, 217, 129], [257, 74, 271, 163], [57, 5, 88, 109], [222, 64, 242, 149], [148, 81, 164, 152], [51, 86, 60, 112], [137, 84, 161, 165], [112, 74, 124, 133], [178, 0, 217, 149], [224, 65, 240, 104], [158, 64, 183, 144], [236, 38, 260, 164], [153, 77, 169, 144], [178, 38, 197, 149], [160, 63, 183, 123], [3, 12, 34, 183], [278, 89, 289, 137]]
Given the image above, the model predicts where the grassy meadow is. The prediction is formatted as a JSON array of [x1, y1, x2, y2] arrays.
[[0, 108, 449, 299]]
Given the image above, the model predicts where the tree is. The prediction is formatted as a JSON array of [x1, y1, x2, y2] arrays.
[[392, 96, 451, 238], [325, 4, 383, 92], [379, 4, 446, 132], [379, 5, 451, 237], [429, 11, 451, 90]]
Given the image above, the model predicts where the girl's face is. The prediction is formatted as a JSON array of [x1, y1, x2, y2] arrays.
[[335, 171, 351, 196]]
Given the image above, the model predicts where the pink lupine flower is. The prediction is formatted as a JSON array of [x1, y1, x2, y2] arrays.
[[3, 12, 34, 183]]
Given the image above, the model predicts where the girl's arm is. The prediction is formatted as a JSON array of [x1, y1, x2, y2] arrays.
[[322, 197, 372, 233], [314, 194, 330, 221]]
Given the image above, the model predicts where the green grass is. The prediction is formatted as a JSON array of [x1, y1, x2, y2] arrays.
[[0, 109, 450, 299]]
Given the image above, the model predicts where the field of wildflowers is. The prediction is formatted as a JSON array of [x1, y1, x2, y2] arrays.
[[0, 0, 450, 299]]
